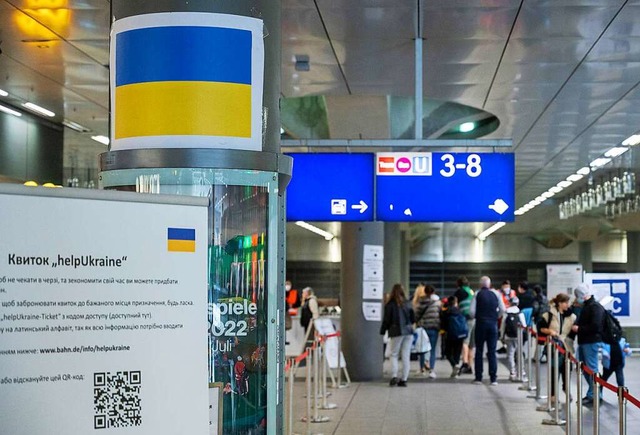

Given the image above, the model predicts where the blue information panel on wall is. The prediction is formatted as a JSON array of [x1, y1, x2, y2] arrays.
[[376, 152, 515, 222], [286, 153, 374, 221]]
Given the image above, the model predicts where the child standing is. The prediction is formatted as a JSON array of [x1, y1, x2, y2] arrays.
[[501, 296, 526, 381], [442, 296, 467, 378]]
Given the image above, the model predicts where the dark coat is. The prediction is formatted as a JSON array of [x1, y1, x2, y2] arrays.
[[380, 300, 415, 338]]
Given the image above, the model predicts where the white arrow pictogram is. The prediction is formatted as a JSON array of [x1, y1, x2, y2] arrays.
[[351, 200, 369, 214], [488, 199, 509, 215]]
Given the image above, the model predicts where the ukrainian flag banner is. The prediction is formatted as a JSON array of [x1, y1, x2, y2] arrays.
[[167, 227, 196, 253], [110, 13, 264, 151]]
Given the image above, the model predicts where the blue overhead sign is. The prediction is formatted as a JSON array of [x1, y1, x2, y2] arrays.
[[286, 153, 374, 221], [375, 152, 515, 222]]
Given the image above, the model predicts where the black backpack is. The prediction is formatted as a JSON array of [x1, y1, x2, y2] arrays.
[[603, 310, 623, 344], [300, 302, 313, 330], [504, 312, 519, 338]]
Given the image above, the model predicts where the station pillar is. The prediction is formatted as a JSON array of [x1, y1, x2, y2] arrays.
[[578, 241, 593, 273], [105, 2, 288, 434], [627, 232, 640, 272], [341, 222, 385, 381]]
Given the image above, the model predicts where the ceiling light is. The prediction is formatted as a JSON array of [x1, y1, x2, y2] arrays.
[[295, 221, 335, 241], [541, 191, 554, 199], [514, 209, 525, 216], [91, 135, 110, 145], [477, 222, 506, 241], [604, 147, 628, 158], [622, 134, 640, 146], [22, 102, 55, 117], [567, 174, 583, 182], [576, 167, 590, 175], [63, 119, 90, 133], [558, 180, 572, 188], [549, 186, 563, 194], [0, 89, 8, 97], [0, 104, 22, 117], [530, 199, 542, 206], [459, 122, 475, 133], [535, 195, 545, 202], [590, 157, 612, 168]]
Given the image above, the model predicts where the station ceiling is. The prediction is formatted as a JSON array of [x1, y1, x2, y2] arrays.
[[2, 0, 640, 244]]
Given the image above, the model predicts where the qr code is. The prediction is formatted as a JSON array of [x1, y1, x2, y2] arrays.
[[93, 371, 142, 429]]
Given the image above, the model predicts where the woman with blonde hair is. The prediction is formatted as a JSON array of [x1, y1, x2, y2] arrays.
[[380, 283, 415, 386], [414, 283, 441, 377]]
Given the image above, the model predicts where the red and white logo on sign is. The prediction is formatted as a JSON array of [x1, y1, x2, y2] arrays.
[[378, 157, 395, 173]]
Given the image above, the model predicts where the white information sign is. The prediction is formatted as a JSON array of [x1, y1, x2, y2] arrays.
[[363, 261, 383, 282], [312, 318, 346, 369], [584, 273, 640, 327], [363, 244, 384, 262], [546, 264, 583, 300], [0, 186, 209, 435], [362, 281, 383, 300], [362, 302, 382, 321]]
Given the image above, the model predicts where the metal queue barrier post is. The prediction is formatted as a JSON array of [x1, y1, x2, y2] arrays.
[[618, 387, 628, 435], [537, 338, 554, 412], [334, 333, 350, 389], [576, 360, 583, 435], [312, 342, 330, 423], [287, 358, 295, 435], [319, 337, 337, 410], [564, 351, 572, 435], [516, 325, 524, 382], [542, 340, 565, 425], [593, 372, 600, 435], [521, 327, 535, 392], [529, 338, 545, 399]]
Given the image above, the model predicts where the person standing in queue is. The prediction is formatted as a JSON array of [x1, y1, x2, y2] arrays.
[[453, 276, 475, 375], [414, 284, 441, 378], [300, 287, 319, 344], [380, 283, 415, 387], [470, 276, 505, 385], [572, 283, 606, 406]]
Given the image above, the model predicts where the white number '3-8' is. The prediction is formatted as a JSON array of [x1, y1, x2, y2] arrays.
[[440, 154, 482, 178]]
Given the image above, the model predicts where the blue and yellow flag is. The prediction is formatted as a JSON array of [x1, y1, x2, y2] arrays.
[[167, 228, 196, 253], [114, 25, 252, 140]]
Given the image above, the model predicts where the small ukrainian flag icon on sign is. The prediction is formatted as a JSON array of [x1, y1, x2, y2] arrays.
[[167, 228, 195, 252]]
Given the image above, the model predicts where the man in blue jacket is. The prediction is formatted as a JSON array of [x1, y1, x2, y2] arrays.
[[573, 283, 605, 405], [470, 276, 505, 385]]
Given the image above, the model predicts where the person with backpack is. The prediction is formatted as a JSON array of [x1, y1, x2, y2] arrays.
[[599, 299, 630, 389], [453, 276, 475, 375], [380, 283, 415, 387], [442, 296, 467, 378], [500, 296, 527, 381], [414, 284, 441, 378], [536, 293, 576, 402], [572, 283, 606, 405], [470, 276, 505, 385], [300, 287, 319, 345]]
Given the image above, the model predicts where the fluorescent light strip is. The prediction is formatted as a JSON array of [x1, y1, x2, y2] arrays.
[[477, 222, 506, 241], [590, 157, 611, 168], [295, 221, 335, 241], [622, 134, 640, 146], [91, 135, 110, 145], [576, 166, 590, 175], [63, 119, 89, 132], [22, 102, 55, 117], [0, 89, 8, 97], [604, 146, 628, 158], [0, 104, 21, 117], [567, 174, 583, 182]]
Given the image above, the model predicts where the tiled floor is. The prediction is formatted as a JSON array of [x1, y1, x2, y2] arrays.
[[286, 347, 640, 434]]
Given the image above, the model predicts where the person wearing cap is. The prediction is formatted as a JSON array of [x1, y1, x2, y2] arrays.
[[572, 283, 606, 405], [500, 295, 526, 381]]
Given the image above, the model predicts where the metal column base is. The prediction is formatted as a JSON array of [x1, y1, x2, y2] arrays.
[[320, 403, 338, 410]]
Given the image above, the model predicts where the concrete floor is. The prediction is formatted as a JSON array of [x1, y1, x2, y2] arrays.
[[286, 346, 640, 434]]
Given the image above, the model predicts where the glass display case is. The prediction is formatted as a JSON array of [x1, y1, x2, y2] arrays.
[[100, 148, 291, 435]]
